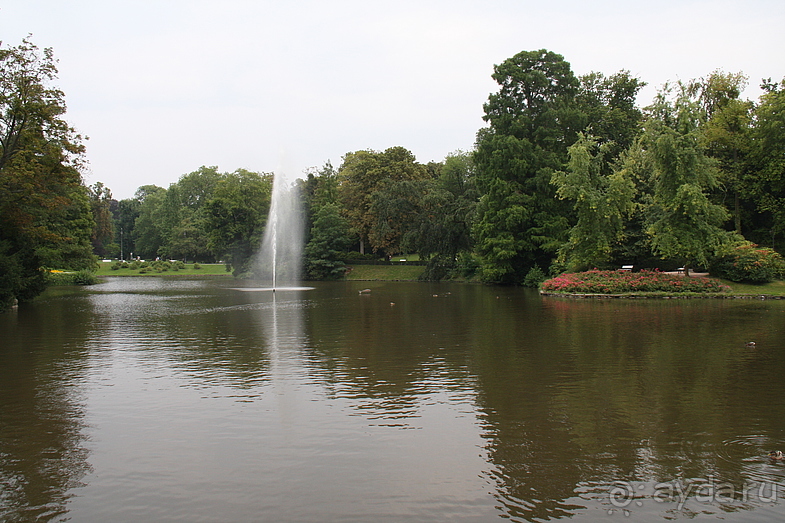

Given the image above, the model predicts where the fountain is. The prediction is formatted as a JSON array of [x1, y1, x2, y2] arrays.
[[236, 169, 312, 292]]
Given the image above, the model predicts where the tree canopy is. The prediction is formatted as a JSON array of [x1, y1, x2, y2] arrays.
[[0, 37, 94, 309]]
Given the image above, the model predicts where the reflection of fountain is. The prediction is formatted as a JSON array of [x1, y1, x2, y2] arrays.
[[253, 171, 309, 291]]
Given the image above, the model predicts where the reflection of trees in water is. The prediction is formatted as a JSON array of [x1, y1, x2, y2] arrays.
[[304, 286, 479, 427], [0, 300, 93, 521], [468, 290, 588, 520], [471, 295, 785, 520]]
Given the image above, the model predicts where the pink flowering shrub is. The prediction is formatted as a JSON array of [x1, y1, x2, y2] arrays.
[[710, 242, 785, 283], [540, 269, 731, 294]]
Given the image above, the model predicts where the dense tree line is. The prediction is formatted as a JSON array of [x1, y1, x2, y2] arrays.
[[2, 39, 784, 311]]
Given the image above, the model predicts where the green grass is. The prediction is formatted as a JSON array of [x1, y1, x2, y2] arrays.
[[721, 279, 785, 296], [344, 264, 424, 281], [95, 261, 232, 277]]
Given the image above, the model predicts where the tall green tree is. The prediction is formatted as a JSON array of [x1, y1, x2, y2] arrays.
[[399, 151, 479, 279], [132, 185, 166, 259], [551, 134, 636, 270], [202, 169, 273, 274], [88, 181, 115, 257], [0, 37, 94, 309], [114, 197, 140, 260], [744, 79, 785, 245], [636, 85, 730, 273], [576, 70, 645, 157], [300, 161, 339, 241], [304, 202, 353, 280], [338, 146, 428, 255], [473, 49, 583, 283], [158, 166, 222, 261], [689, 71, 753, 234]]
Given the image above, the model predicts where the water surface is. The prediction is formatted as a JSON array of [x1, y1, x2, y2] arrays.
[[2, 278, 785, 521]]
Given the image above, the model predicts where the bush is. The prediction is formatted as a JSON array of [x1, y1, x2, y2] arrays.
[[710, 242, 785, 283], [46, 269, 98, 286], [523, 266, 547, 288], [129, 260, 141, 270], [151, 260, 171, 272], [456, 253, 480, 279], [111, 262, 121, 270], [71, 270, 98, 285], [193, 263, 201, 270], [541, 269, 730, 294]]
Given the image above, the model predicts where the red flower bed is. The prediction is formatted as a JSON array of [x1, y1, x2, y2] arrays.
[[541, 269, 731, 294]]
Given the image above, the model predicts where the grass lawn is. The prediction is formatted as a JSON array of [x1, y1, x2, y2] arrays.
[[95, 261, 424, 281], [722, 279, 785, 296], [95, 261, 232, 277], [345, 264, 424, 281]]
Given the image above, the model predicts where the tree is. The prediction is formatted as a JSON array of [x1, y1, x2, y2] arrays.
[[202, 169, 273, 274], [132, 185, 166, 259], [473, 49, 582, 283], [551, 134, 636, 270], [156, 166, 222, 262], [300, 161, 339, 242], [304, 202, 353, 280], [0, 37, 93, 309], [399, 151, 479, 279], [576, 70, 645, 157], [88, 181, 115, 257], [338, 146, 428, 255], [636, 85, 730, 273], [114, 197, 141, 260], [745, 78, 785, 245], [689, 71, 753, 234]]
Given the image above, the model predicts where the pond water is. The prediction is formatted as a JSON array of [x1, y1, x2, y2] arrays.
[[2, 277, 785, 522]]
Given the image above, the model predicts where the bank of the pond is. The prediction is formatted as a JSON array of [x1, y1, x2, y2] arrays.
[[540, 270, 785, 299], [540, 291, 785, 299], [94, 262, 232, 277]]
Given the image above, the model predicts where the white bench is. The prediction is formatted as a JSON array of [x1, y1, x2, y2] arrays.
[[620, 265, 633, 271]]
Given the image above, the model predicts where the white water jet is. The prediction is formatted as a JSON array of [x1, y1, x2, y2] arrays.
[[254, 170, 306, 291]]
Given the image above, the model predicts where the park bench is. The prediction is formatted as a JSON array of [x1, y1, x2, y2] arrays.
[[620, 265, 633, 271]]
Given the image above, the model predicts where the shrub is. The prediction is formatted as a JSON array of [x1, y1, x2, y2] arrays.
[[193, 263, 201, 270], [71, 270, 98, 285], [541, 269, 730, 294], [46, 269, 98, 286], [151, 260, 171, 272], [710, 242, 785, 283], [129, 260, 141, 270], [456, 253, 480, 279], [111, 262, 121, 270], [523, 266, 547, 288]]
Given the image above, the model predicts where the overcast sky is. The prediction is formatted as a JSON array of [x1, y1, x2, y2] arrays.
[[2, 0, 783, 199]]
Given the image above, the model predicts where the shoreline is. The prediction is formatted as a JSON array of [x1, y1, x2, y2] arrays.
[[540, 291, 785, 300]]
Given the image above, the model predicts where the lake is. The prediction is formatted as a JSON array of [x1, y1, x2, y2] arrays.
[[2, 277, 785, 522]]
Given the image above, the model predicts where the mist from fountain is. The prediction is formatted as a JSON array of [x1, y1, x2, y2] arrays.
[[252, 170, 309, 291]]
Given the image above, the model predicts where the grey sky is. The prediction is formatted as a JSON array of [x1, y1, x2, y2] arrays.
[[2, 0, 783, 199]]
